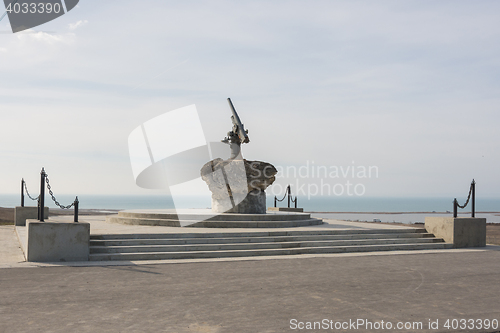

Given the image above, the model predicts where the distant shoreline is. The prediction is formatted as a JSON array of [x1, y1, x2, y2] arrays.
[[1, 194, 499, 212], [2, 207, 500, 228], [308, 211, 500, 214], [3, 207, 500, 215]]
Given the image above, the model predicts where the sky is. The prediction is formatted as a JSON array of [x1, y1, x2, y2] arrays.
[[1, 0, 499, 200]]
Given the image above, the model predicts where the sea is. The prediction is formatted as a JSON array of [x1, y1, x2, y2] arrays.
[[2, 194, 499, 223]]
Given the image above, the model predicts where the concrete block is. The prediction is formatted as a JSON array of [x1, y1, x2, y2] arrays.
[[268, 207, 304, 212], [26, 219, 90, 262], [14, 206, 49, 226], [425, 217, 486, 248], [213, 190, 267, 214]]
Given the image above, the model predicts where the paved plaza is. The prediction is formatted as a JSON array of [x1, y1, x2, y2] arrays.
[[1, 219, 500, 332]]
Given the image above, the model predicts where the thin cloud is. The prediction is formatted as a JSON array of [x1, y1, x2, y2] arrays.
[[2, 1, 500, 196], [15, 29, 75, 44], [69, 20, 88, 30]]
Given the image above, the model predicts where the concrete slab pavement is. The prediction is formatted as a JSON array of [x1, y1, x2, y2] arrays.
[[1, 251, 500, 332], [2, 216, 499, 268], [0, 226, 25, 267], [2, 216, 500, 332], [52, 214, 420, 235]]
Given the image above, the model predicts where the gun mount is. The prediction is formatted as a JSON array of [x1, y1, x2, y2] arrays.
[[222, 98, 249, 159], [201, 98, 278, 214]]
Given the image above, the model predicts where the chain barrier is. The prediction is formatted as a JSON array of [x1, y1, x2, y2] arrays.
[[275, 191, 288, 202], [274, 185, 298, 208], [45, 173, 75, 209], [23, 181, 39, 201], [456, 183, 473, 209], [453, 179, 476, 218]]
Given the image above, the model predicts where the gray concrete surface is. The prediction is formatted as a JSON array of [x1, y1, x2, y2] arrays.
[[268, 207, 304, 212], [2, 216, 500, 332], [14, 206, 48, 226], [0, 226, 25, 265], [2, 216, 494, 268], [25, 219, 90, 262], [425, 217, 486, 247], [313, 212, 500, 224], [1, 249, 500, 333], [107, 209, 321, 228], [77, 214, 418, 234]]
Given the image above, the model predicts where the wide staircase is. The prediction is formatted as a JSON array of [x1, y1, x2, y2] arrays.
[[89, 228, 452, 261]]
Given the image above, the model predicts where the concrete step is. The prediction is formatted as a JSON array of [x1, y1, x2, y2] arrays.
[[108, 209, 327, 228], [107, 217, 181, 227], [191, 219, 323, 228], [107, 216, 323, 228], [116, 210, 313, 221], [90, 232, 434, 246], [88, 228, 445, 261], [89, 242, 453, 261], [90, 237, 444, 254], [90, 228, 426, 240]]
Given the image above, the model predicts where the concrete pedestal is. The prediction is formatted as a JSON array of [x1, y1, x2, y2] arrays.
[[25, 219, 90, 262], [212, 190, 267, 214], [268, 207, 304, 212], [14, 206, 49, 226], [425, 217, 486, 248], [201, 158, 277, 214], [107, 209, 323, 228]]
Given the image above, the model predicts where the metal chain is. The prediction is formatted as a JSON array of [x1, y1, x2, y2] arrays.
[[275, 186, 297, 203], [23, 181, 39, 201], [45, 174, 75, 209], [456, 183, 473, 209], [275, 187, 289, 202]]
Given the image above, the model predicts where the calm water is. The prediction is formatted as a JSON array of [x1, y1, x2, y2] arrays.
[[1, 194, 499, 212], [298, 196, 500, 213]]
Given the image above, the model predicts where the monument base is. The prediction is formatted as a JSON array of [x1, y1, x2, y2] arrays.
[[425, 217, 486, 248], [106, 209, 323, 228], [212, 190, 266, 214]]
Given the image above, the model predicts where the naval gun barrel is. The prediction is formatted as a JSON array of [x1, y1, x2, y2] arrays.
[[227, 98, 249, 144]]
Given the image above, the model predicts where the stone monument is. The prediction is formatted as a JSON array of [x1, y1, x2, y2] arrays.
[[200, 98, 277, 214]]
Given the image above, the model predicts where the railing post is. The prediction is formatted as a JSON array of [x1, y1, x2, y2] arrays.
[[39, 167, 45, 222], [274, 196, 277, 207], [453, 198, 458, 218], [295, 197, 297, 209], [74, 196, 79, 222], [287, 185, 291, 208], [471, 179, 475, 218], [21, 178, 24, 207]]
